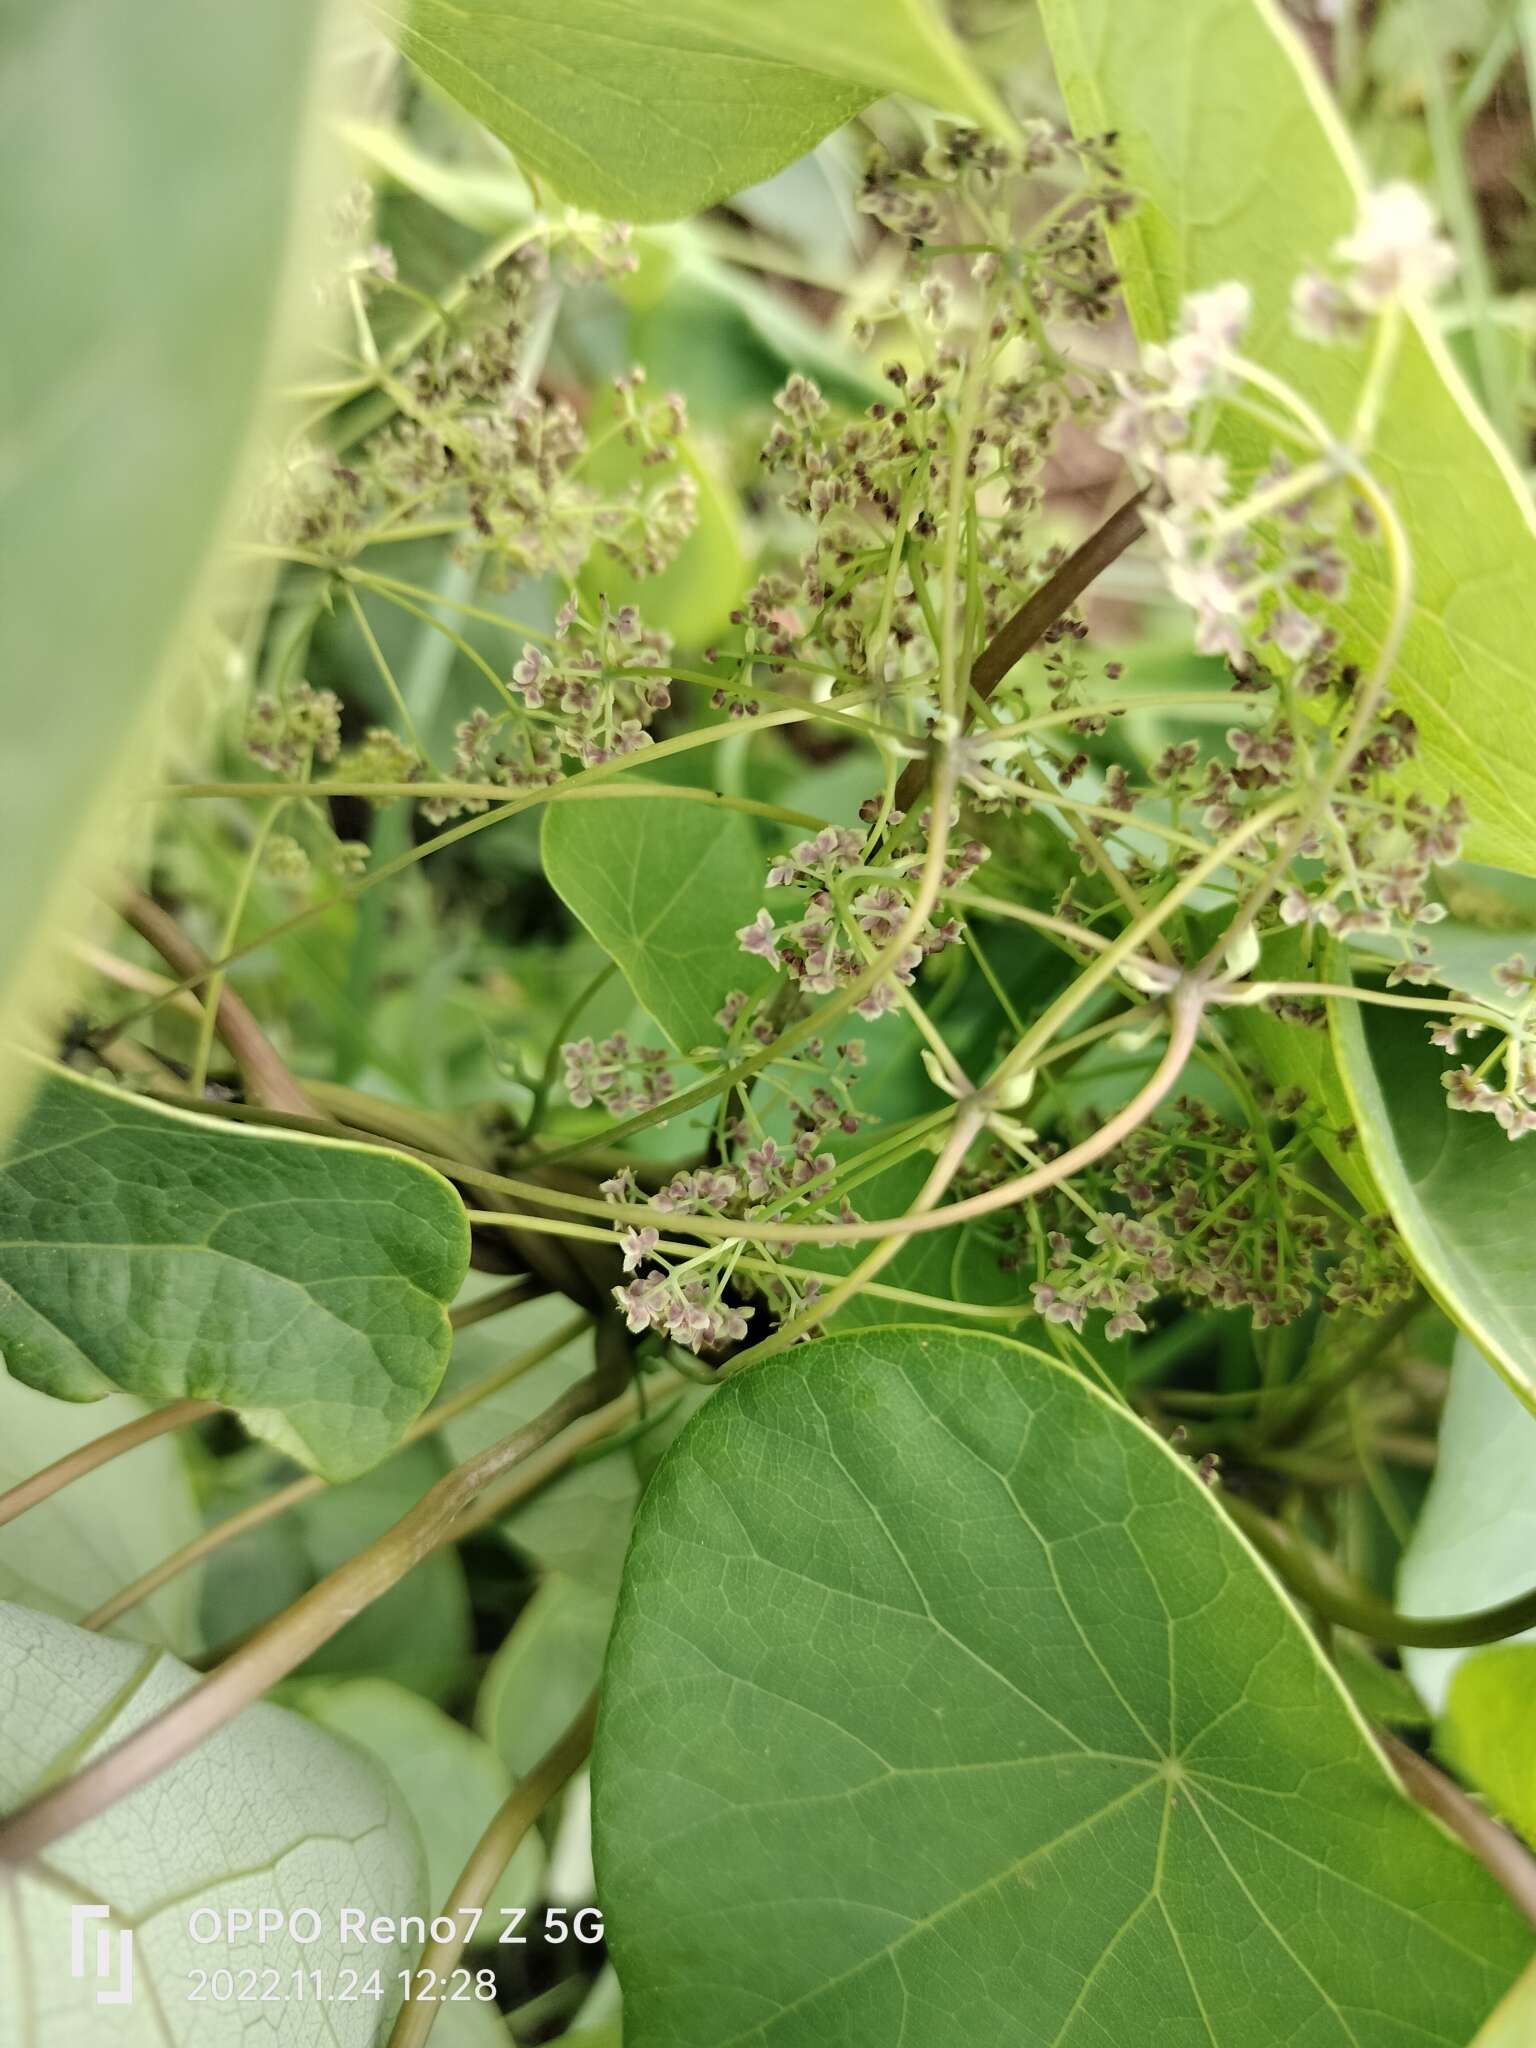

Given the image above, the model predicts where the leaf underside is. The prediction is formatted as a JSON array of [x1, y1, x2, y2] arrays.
[[542, 796, 774, 1056], [0, 1603, 424, 2048], [378, 0, 1007, 222]]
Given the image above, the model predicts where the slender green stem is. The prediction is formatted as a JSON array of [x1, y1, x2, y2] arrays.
[[388, 1693, 598, 2048], [725, 1104, 988, 1370], [1227, 1496, 1536, 1647], [343, 583, 433, 755], [0, 1372, 609, 1863], [525, 960, 617, 1138], [189, 801, 286, 1098], [80, 1311, 589, 1632], [466, 984, 1205, 1246], [101, 708, 833, 1048], [0, 1401, 217, 1532]]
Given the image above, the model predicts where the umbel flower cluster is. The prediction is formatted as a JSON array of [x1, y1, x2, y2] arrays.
[[244, 204, 697, 873], [587, 153, 1499, 1357], [424, 601, 674, 825], [564, 132, 1493, 1359], [1435, 954, 1536, 1138], [247, 128, 1493, 1363], [964, 1090, 1413, 1338], [734, 813, 987, 1020], [594, 1049, 869, 1355], [754, 138, 1123, 693], [273, 223, 694, 587]]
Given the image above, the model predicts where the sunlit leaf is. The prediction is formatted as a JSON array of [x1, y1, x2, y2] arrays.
[[1440, 1644, 1536, 1848], [0, 1066, 469, 1480], [0, 0, 329, 1130], [1472, 1960, 1536, 2047], [596, 1328, 1526, 2045], [1040, 0, 1536, 875], [379, 0, 1006, 221]]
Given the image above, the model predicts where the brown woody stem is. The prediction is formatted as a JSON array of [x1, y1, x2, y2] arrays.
[[0, 1398, 217, 1531], [116, 888, 312, 1116], [0, 1376, 604, 1863], [892, 485, 1149, 814]]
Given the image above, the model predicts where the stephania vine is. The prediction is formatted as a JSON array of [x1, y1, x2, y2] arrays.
[[20, 18, 1536, 2039], [128, 139, 1503, 1374], [544, 163, 1485, 1366]]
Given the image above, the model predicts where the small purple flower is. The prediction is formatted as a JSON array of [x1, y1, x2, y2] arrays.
[[1031, 1283, 1086, 1332], [1442, 1066, 1502, 1116], [614, 1274, 661, 1334], [620, 1227, 659, 1272], [737, 908, 779, 960]]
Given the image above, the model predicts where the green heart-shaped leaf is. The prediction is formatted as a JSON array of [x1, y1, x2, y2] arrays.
[[543, 797, 774, 1056], [0, 1067, 469, 1479], [595, 1328, 1526, 2045], [377, 0, 1005, 222]]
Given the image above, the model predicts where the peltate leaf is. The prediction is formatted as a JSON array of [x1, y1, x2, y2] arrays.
[[1039, 0, 1536, 875], [595, 1327, 1526, 2046], [0, 1067, 469, 1480], [0, 1602, 423, 2047]]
